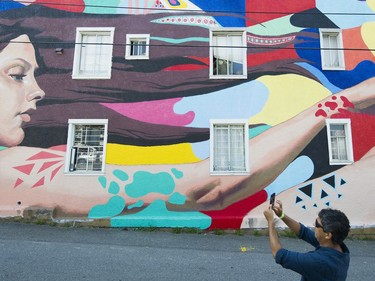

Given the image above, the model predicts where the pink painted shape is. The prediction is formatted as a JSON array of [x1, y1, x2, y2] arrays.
[[13, 178, 23, 189], [13, 164, 35, 175], [50, 164, 64, 181], [101, 98, 195, 126], [38, 161, 62, 173], [49, 145, 67, 151], [32, 177, 45, 188], [27, 151, 63, 161]]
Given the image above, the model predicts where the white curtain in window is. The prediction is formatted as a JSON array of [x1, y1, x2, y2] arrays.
[[213, 124, 246, 171], [322, 33, 339, 67], [79, 33, 112, 75], [213, 34, 243, 64], [330, 124, 348, 160]]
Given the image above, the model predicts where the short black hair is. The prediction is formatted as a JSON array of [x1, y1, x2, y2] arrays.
[[319, 209, 350, 245]]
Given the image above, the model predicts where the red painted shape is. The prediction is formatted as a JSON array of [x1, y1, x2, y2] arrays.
[[34, 0, 85, 13], [246, 0, 316, 26], [13, 164, 35, 175], [315, 109, 327, 117], [38, 161, 63, 173], [324, 101, 338, 111], [51, 165, 64, 181], [32, 177, 45, 188], [340, 96, 354, 109], [13, 178, 23, 189], [247, 48, 298, 67], [332, 111, 375, 161], [164, 64, 208, 71], [27, 151, 63, 161], [202, 190, 268, 229]]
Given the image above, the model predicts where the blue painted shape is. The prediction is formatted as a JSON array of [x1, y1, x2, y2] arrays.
[[249, 125, 271, 139], [265, 156, 315, 198], [295, 62, 342, 94], [98, 176, 107, 188], [188, 0, 245, 27], [0, 1, 24, 11], [168, 192, 186, 205], [108, 181, 120, 195], [171, 168, 183, 179], [128, 200, 144, 210], [110, 199, 211, 229], [295, 29, 375, 89], [113, 169, 129, 181], [175, 80, 269, 128], [316, 0, 374, 29], [125, 171, 175, 198], [88, 196, 126, 219], [151, 36, 209, 44]]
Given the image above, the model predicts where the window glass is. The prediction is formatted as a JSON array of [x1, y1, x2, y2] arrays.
[[210, 29, 247, 79], [73, 28, 114, 79], [210, 120, 249, 174], [66, 120, 108, 174], [326, 119, 353, 165], [320, 29, 345, 70]]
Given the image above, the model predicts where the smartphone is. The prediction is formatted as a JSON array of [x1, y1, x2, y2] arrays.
[[270, 193, 276, 207]]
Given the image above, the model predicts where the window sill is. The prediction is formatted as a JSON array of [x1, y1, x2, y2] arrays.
[[209, 75, 247, 80], [210, 171, 249, 176], [72, 75, 111, 80]]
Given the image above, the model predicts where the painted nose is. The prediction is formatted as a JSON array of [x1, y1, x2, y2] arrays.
[[26, 79, 45, 103]]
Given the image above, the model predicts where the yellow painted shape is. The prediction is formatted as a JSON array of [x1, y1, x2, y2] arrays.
[[250, 75, 331, 126], [361, 22, 375, 57], [106, 143, 200, 165], [368, 0, 375, 11]]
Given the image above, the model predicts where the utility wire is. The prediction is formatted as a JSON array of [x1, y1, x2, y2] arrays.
[[3, 40, 375, 52], [2, 0, 375, 16]]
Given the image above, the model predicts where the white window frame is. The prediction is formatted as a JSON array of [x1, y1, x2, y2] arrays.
[[64, 119, 108, 175], [72, 27, 115, 79], [319, 29, 345, 70], [125, 34, 150, 60], [209, 28, 247, 79], [210, 119, 249, 175], [326, 118, 353, 165]]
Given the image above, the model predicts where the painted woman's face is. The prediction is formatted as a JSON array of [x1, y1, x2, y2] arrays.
[[0, 34, 45, 147]]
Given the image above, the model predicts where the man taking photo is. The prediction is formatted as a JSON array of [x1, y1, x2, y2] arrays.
[[264, 200, 350, 280]]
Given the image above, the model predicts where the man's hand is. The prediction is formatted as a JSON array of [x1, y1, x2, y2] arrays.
[[272, 200, 283, 218], [263, 206, 275, 223]]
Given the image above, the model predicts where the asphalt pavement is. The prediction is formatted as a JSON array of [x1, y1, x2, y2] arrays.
[[0, 222, 374, 281]]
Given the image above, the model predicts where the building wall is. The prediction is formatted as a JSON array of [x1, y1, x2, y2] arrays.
[[0, 0, 374, 229]]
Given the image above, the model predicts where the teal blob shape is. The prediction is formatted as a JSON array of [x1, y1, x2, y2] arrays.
[[98, 176, 107, 188], [171, 168, 183, 179], [88, 196, 126, 219], [128, 200, 144, 210], [125, 171, 175, 198], [110, 199, 211, 229], [113, 169, 129, 181], [168, 192, 186, 205], [108, 181, 120, 195]]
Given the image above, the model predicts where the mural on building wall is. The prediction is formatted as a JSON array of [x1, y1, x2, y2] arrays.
[[0, 0, 374, 229]]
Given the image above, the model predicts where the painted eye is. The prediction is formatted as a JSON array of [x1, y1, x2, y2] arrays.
[[9, 74, 26, 81]]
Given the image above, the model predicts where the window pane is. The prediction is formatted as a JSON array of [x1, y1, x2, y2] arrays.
[[213, 124, 246, 172], [72, 124, 105, 172], [322, 33, 340, 68], [79, 33, 111, 75], [212, 32, 244, 76], [131, 40, 146, 56], [330, 124, 348, 160]]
